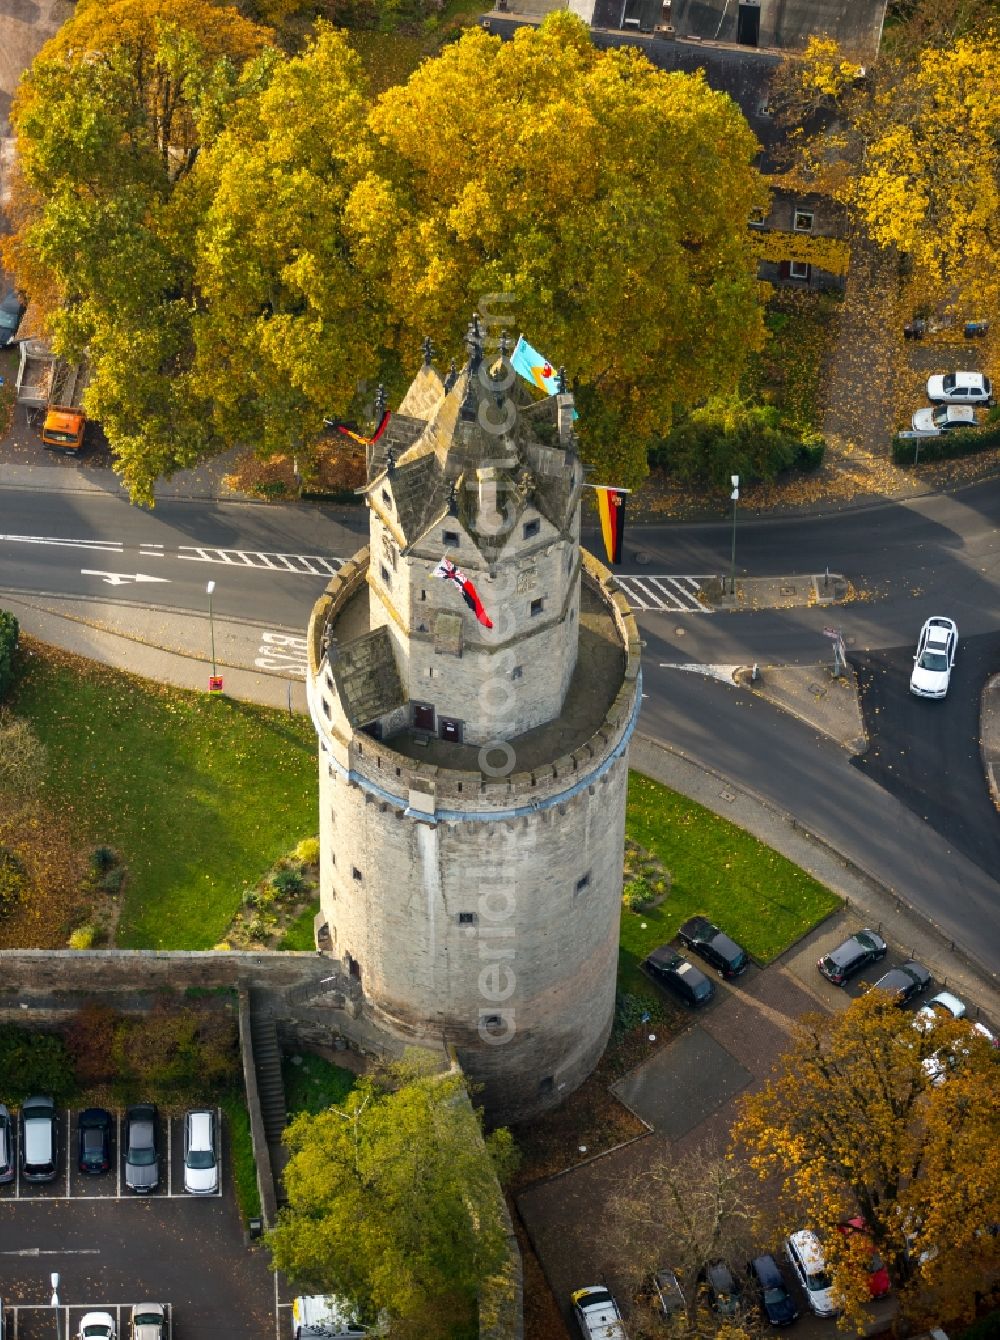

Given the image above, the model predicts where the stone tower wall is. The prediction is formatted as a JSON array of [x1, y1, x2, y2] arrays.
[[309, 548, 640, 1122], [364, 506, 581, 743]]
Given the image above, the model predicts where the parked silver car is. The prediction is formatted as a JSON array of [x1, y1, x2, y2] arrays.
[[130, 1303, 166, 1340], [183, 1108, 218, 1194]]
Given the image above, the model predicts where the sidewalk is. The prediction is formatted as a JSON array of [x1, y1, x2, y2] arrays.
[[982, 673, 1000, 812], [0, 590, 309, 713]]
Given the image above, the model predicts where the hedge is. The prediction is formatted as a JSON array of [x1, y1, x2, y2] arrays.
[[892, 420, 1000, 465], [0, 609, 18, 702]]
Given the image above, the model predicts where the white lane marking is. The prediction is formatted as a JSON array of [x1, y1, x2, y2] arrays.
[[659, 662, 741, 683], [80, 570, 171, 586], [176, 546, 343, 577], [0, 1248, 101, 1255], [0, 533, 123, 552]]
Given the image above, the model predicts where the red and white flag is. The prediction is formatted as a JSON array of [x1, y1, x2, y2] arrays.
[[432, 557, 493, 629]]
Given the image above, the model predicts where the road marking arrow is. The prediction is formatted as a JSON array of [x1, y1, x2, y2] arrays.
[[80, 570, 171, 586]]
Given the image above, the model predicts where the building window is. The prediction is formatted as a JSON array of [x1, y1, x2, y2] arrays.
[[538, 1076, 554, 1098], [458, 911, 476, 925], [380, 564, 391, 586], [330, 851, 336, 866], [420, 589, 427, 601], [439, 716, 463, 744], [511, 665, 523, 680], [523, 518, 540, 539], [482, 1014, 503, 1029], [748, 206, 766, 228], [576, 872, 591, 894], [443, 529, 460, 547], [381, 488, 391, 507], [789, 260, 811, 281], [530, 598, 544, 617], [793, 209, 814, 232], [322, 698, 331, 719], [352, 866, 363, 882]]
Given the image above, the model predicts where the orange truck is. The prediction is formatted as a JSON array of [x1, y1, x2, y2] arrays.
[[41, 406, 86, 454], [16, 341, 89, 454]]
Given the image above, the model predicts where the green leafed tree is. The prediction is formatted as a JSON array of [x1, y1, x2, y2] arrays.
[[3, 0, 276, 505], [732, 990, 1000, 1331], [267, 1064, 517, 1339]]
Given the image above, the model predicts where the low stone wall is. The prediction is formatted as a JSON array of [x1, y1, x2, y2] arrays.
[[238, 986, 278, 1228]]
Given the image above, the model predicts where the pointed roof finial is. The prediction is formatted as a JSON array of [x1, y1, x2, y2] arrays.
[[465, 312, 483, 372], [422, 335, 433, 368], [444, 357, 458, 392], [557, 366, 567, 394]]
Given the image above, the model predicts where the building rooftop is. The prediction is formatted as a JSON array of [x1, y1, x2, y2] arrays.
[[324, 565, 627, 776]]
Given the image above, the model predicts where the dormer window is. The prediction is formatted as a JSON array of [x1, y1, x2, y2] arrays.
[[523, 518, 540, 540], [443, 529, 460, 547], [793, 209, 814, 233]]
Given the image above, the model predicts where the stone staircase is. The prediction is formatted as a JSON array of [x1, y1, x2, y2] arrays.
[[248, 992, 287, 1157]]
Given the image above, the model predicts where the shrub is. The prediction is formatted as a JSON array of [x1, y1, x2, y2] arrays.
[[622, 876, 655, 911], [272, 866, 306, 898], [101, 867, 124, 894], [648, 400, 823, 485], [892, 420, 1000, 464], [0, 610, 19, 702], [0, 1025, 73, 1103], [293, 837, 320, 865], [90, 846, 118, 874], [0, 847, 28, 917], [0, 710, 47, 793], [65, 1002, 120, 1086], [612, 990, 662, 1043], [68, 925, 98, 949]]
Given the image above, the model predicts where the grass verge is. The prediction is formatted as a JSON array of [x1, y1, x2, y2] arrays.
[[741, 290, 842, 430], [220, 1087, 262, 1224], [283, 1052, 358, 1117], [10, 642, 318, 948], [276, 900, 320, 950], [621, 771, 841, 996]]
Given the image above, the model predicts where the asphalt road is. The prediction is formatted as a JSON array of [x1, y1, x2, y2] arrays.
[[852, 632, 1000, 880], [1, 476, 999, 970]]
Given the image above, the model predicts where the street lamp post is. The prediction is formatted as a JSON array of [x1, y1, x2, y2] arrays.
[[206, 581, 217, 680], [50, 1271, 61, 1340], [729, 475, 740, 595]]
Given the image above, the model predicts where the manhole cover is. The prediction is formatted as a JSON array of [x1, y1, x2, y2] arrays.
[[674, 627, 686, 637], [780, 585, 796, 595]]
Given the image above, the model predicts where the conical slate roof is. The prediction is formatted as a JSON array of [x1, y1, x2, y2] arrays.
[[365, 324, 579, 557]]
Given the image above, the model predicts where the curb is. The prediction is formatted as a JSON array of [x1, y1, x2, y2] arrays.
[[731, 663, 868, 755], [980, 673, 1000, 813], [632, 732, 999, 996]]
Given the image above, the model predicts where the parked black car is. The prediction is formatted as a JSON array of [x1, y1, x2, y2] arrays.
[[699, 1260, 743, 1317], [124, 1104, 159, 1193], [0, 1103, 14, 1183], [817, 929, 887, 985], [644, 945, 715, 1007], [872, 960, 931, 1006], [77, 1107, 112, 1176], [747, 1254, 798, 1326], [678, 916, 749, 980]]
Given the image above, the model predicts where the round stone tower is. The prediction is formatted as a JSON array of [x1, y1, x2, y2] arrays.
[[306, 324, 641, 1123]]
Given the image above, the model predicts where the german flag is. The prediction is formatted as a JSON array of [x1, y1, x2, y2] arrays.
[[595, 486, 628, 566]]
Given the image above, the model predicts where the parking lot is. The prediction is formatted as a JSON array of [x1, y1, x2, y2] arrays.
[[518, 908, 997, 1337], [0, 1109, 222, 1201], [0, 1109, 278, 1340], [2, 1303, 173, 1340]]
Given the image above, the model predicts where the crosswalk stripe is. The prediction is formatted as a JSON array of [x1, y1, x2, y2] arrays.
[[613, 574, 714, 613], [176, 546, 344, 576]]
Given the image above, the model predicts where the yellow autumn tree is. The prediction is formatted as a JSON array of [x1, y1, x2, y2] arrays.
[[769, 23, 1000, 321], [364, 10, 769, 488], [732, 990, 1000, 1331]]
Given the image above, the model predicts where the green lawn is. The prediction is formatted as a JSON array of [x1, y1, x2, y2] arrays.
[[278, 900, 321, 950], [283, 1052, 358, 1117], [12, 648, 318, 948], [741, 292, 841, 430], [620, 772, 841, 996]]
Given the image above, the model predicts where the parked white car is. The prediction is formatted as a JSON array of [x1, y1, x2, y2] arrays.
[[182, 1108, 219, 1195], [910, 404, 980, 435], [78, 1314, 116, 1340], [910, 617, 957, 698], [926, 371, 992, 404]]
